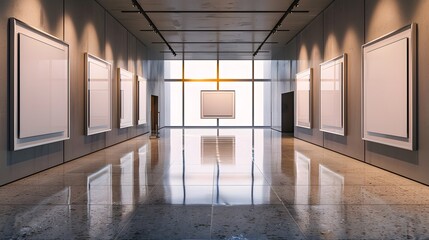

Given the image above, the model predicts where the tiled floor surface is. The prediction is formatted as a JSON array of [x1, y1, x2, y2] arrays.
[[1, 128, 429, 239]]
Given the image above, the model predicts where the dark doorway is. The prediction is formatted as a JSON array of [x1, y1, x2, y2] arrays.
[[151, 95, 159, 136], [281, 92, 294, 133]]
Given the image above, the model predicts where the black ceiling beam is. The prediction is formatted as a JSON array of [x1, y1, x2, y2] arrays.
[[152, 41, 278, 44], [140, 29, 289, 32], [122, 10, 309, 13], [254, 0, 300, 56], [131, 0, 176, 56], [160, 51, 270, 53]]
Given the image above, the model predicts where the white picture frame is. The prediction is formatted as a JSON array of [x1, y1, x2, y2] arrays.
[[10, 18, 70, 150], [118, 68, 134, 128], [320, 54, 347, 136], [200, 90, 235, 119], [85, 53, 112, 135], [137, 75, 147, 125], [295, 68, 312, 129], [362, 23, 416, 150]]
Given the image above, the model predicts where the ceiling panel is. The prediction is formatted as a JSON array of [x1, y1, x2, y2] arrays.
[[96, 0, 333, 59]]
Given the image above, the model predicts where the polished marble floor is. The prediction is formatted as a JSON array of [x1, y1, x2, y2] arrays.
[[1, 128, 429, 239]]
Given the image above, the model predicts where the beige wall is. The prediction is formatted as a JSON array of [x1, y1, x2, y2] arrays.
[[0, 0, 163, 185], [364, 0, 429, 184], [322, 0, 365, 160], [294, 13, 325, 147], [280, 0, 429, 184]]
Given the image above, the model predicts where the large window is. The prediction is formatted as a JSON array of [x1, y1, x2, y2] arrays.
[[219, 82, 252, 126], [164, 60, 182, 79], [219, 60, 252, 79], [164, 59, 271, 127], [254, 60, 271, 79], [164, 82, 183, 126], [254, 82, 271, 126], [184, 60, 217, 79]]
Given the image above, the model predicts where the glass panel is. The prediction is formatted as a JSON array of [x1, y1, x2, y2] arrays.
[[219, 82, 252, 126], [184, 82, 217, 126], [254, 82, 271, 126], [254, 60, 271, 79], [219, 60, 252, 79], [164, 82, 183, 126], [164, 60, 183, 79], [184, 60, 217, 79]]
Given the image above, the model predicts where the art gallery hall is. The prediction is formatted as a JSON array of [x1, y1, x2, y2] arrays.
[[2, 0, 429, 239]]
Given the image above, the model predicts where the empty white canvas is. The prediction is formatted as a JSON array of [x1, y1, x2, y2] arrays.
[[118, 68, 134, 128], [201, 91, 235, 119], [86, 54, 112, 135], [365, 39, 408, 137], [19, 34, 68, 138], [137, 76, 147, 125], [11, 18, 70, 150], [362, 23, 416, 150], [296, 69, 312, 129], [320, 54, 346, 136]]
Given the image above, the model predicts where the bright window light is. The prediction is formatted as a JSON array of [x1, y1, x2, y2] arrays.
[[164, 60, 182, 79], [219, 60, 252, 79], [184, 60, 217, 79]]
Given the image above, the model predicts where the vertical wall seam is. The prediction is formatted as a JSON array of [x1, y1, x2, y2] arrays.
[[363, 0, 366, 163], [322, 8, 325, 148], [63, 0, 66, 163]]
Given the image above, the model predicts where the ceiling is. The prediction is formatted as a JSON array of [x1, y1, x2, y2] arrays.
[[95, 0, 333, 60]]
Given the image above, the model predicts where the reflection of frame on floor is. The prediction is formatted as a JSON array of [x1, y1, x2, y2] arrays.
[[201, 136, 235, 165], [319, 164, 344, 202]]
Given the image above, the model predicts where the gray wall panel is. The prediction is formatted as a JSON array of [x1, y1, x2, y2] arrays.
[[105, 13, 132, 146], [294, 13, 324, 147], [0, 0, 64, 186], [0, 0, 159, 185], [64, 0, 107, 162], [271, 39, 296, 132], [127, 33, 138, 138], [280, 0, 429, 184], [271, 60, 280, 131], [364, 0, 429, 184], [322, 0, 365, 160], [135, 40, 150, 135]]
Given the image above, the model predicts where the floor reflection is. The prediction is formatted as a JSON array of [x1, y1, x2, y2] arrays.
[[162, 129, 272, 205], [1, 128, 429, 239], [295, 151, 310, 204], [138, 144, 148, 198]]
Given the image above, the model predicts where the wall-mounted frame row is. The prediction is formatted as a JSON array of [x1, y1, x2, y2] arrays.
[[295, 69, 312, 129], [296, 54, 347, 136], [10, 18, 148, 151], [320, 54, 347, 136], [85, 54, 112, 135], [296, 23, 416, 151]]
